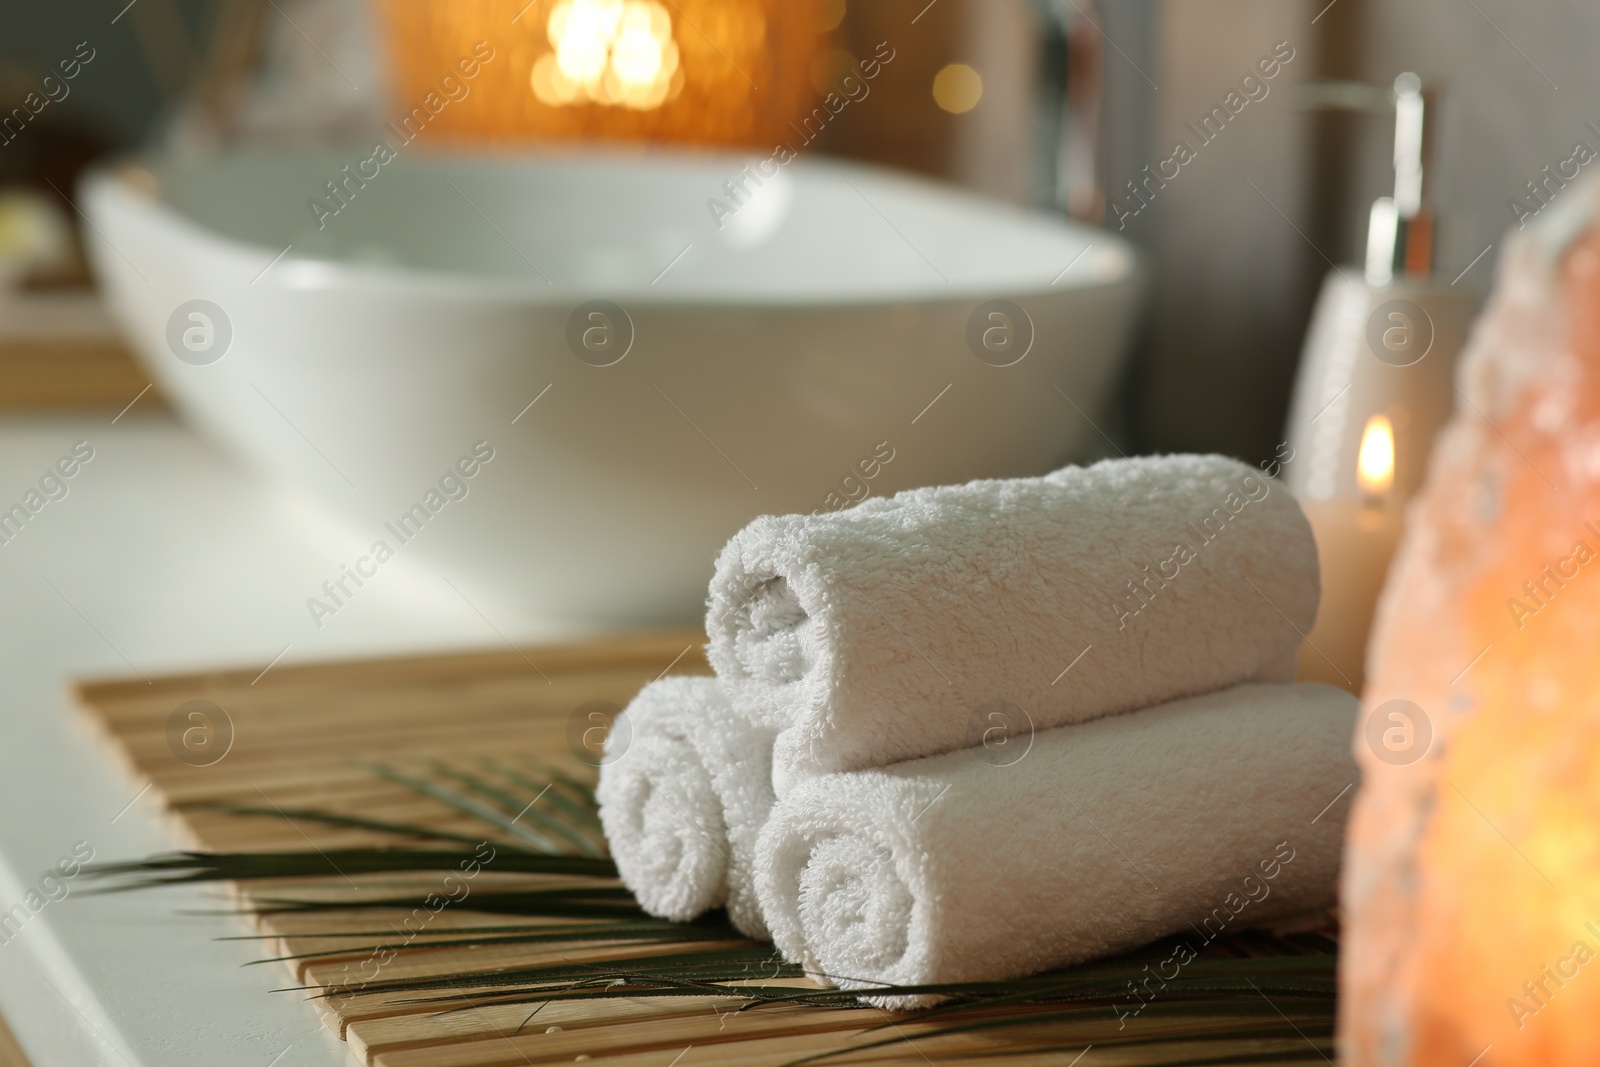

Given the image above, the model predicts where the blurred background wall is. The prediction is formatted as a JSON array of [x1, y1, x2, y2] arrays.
[[1316, 0, 1599, 282], [1, 0, 1589, 466]]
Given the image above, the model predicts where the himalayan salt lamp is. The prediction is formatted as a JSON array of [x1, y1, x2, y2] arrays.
[[1342, 181, 1600, 1063], [372, 0, 829, 148]]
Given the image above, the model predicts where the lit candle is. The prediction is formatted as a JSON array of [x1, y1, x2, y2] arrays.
[[1296, 413, 1404, 692], [1357, 413, 1395, 509]]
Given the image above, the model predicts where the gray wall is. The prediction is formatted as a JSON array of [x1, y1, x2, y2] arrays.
[[1084, 0, 1597, 464], [1322, 0, 1598, 280], [1117, 0, 1319, 463]]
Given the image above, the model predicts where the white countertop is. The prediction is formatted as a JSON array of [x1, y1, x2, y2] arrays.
[[0, 411, 579, 1066]]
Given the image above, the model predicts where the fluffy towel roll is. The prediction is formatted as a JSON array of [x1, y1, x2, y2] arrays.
[[707, 454, 1318, 788], [757, 682, 1357, 1003], [596, 677, 776, 938]]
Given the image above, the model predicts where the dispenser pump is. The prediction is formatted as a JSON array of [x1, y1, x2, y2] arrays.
[[1365, 73, 1435, 288]]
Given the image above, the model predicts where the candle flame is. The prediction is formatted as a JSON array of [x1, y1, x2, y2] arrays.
[[1358, 414, 1395, 496]]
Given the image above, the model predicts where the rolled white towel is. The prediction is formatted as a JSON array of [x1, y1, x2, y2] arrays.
[[757, 682, 1357, 1003], [596, 677, 776, 938], [707, 454, 1318, 790]]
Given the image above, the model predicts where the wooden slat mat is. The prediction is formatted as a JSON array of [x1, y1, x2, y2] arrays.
[[0, 291, 163, 412], [73, 629, 1333, 1067]]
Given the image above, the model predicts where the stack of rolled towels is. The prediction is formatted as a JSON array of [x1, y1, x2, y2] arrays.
[[598, 454, 1358, 1001]]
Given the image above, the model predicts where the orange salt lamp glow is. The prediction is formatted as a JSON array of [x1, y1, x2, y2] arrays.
[[1342, 184, 1600, 1064]]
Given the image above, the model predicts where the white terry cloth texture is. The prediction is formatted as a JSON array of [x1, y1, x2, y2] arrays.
[[596, 676, 777, 939], [706, 454, 1319, 792], [756, 682, 1357, 1005]]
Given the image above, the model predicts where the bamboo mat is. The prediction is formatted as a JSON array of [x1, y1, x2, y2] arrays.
[[0, 1010, 34, 1067], [73, 629, 1334, 1067], [0, 291, 161, 412]]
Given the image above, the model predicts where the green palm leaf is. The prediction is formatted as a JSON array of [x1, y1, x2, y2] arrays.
[[477, 760, 605, 843], [81, 848, 614, 890], [251, 918, 737, 966], [178, 802, 497, 849], [423, 760, 605, 857], [84, 756, 1341, 1066], [353, 760, 570, 853]]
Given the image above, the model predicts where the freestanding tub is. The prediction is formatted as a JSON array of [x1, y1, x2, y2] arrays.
[[83, 150, 1141, 628]]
